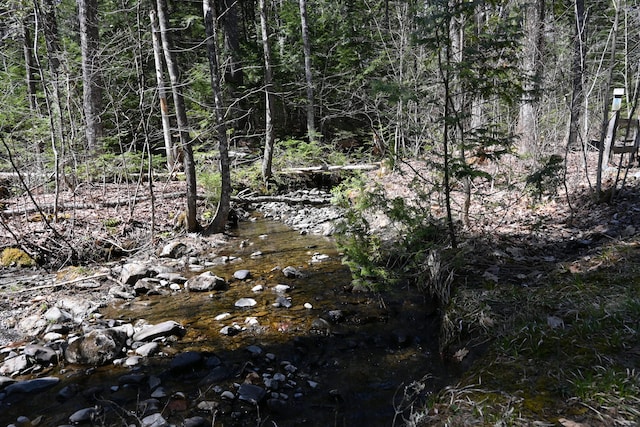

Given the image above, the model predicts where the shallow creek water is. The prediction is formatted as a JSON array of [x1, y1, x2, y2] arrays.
[[3, 219, 451, 426]]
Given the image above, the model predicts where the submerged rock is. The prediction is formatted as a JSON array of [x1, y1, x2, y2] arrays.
[[235, 298, 257, 308], [238, 383, 266, 404], [69, 406, 101, 424], [282, 266, 304, 278], [233, 269, 251, 280], [4, 376, 59, 396]]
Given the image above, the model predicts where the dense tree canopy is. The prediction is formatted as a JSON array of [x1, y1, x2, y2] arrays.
[[1, 0, 639, 231]]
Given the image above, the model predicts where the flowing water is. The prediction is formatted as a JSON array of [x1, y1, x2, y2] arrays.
[[2, 218, 451, 426]]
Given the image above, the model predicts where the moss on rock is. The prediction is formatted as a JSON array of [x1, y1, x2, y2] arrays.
[[1, 247, 35, 267]]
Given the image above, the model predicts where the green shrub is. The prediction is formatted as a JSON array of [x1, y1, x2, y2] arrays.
[[332, 175, 450, 291]]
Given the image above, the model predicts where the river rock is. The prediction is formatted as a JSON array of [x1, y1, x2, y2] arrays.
[[282, 266, 304, 278], [199, 365, 231, 385], [17, 314, 47, 337], [311, 253, 330, 263], [274, 296, 292, 308], [266, 397, 288, 414], [234, 298, 257, 308], [43, 306, 72, 323], [134, 278, 163, 295], [183, 416, 210, 427], [120, 262, 156, 285], [65, 328, 128, 365], [118, 373, 147, 386], [170, 351, 203, 372], [159, 241, 188, 258], [219, 325, 241, 336], [214, 312, 230, 321], [4, 376, 59, 396], [233, 269, 251, 280], [56, 384, 80, 401], [246, 345, 262, 356], [135, 342, 159, 357], [151, 387, 168, 398], [156, 272, 188, 284], [24, 344, 58, 364], [125, 356, 141, 367], [141, 412, 169, 427], [185, 271, 227, 292], [108, 284, 136, 300], [326, 310, 345, 323], [0, 375, 16, 388], [310, 318, 331, 335], [57, 296, 100, 319], [0, 354, 29, 375], [238, 383, 266, 404], [273, 284, 290, 293], [69, 406, 101, 424], [133, 320, 186, 342]]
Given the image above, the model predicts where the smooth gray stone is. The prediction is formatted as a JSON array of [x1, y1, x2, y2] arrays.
[[5, 376, 59, 396], [133, 321, 186, 342], [238, 383, 266, 404], [233, 269, 251, 280], [234, 298, 257, 308]]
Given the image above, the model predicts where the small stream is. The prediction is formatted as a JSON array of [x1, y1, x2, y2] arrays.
[[2, 218, 450, 426]]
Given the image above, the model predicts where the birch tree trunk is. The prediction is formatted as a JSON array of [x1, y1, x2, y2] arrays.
[[203, 0, 232, 234], [299, 0, 316, 142], [77, 0, 103, 151], [259, 0, 276, 181], [149, 9, 177, 170], [156, 0, 199, 231]]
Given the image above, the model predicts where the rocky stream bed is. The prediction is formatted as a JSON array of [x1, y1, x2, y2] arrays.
[[0, 193, 448, 427]]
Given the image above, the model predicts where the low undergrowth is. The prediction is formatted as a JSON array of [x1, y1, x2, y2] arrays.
[[406, 240, 640, 426]]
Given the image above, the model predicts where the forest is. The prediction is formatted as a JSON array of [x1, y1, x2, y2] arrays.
[[1, 0, 640, 425]]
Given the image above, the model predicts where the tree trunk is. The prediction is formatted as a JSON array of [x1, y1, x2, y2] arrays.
[[298, 0, 316, 142], [221, 0, 243, 87], [203, 0, 232, 234], [38, 0, 66, 220], [516, 0, 545, 157], [77, 0, 103, 151], [149, 9, 177, 170], [22, 18, 39, 113], [259, 0, 276, 182], [156, 0, 199, 231], [596, 0, 620, 196], [567, 0, 586, 149]]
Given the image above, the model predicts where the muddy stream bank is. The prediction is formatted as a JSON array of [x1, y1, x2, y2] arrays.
[[1, 217, 451, 427]]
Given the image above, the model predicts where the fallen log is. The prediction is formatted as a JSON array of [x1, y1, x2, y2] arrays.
[[231, 194, 332, 205], [1, 192, 186, 217], [280, 163, 380, 174]]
